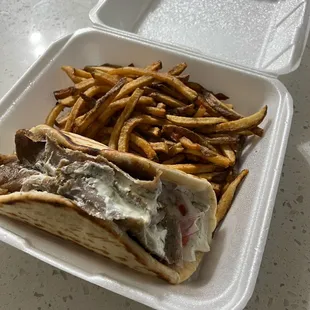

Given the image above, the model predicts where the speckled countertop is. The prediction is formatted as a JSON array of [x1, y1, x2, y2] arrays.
[[0, 1, 309, 309]]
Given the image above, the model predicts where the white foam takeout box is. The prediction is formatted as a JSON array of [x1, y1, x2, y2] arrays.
[[0, 0, 309, 309]]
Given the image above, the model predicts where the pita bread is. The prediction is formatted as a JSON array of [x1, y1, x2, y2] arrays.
[[0, 125, 217, 284]]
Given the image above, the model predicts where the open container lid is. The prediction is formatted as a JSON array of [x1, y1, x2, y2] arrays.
[[90, 0, 310, 76]]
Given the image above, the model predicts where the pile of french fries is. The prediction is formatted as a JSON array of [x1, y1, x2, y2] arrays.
[[46, 61, 267, 223]]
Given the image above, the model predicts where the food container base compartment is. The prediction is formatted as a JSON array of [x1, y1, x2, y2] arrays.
[[0, 28, 293, 310]]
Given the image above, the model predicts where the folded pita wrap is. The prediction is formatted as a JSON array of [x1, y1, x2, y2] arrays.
[[0, 125, 217, 284]]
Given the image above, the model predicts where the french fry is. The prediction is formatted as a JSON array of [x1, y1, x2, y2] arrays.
[[145, 61, 162, 71], [84, 65, 115, 73], [216, 169, 248, 223], [45, 103, 65, 127], [137, 125, 161, 138], [168, 62, 187, 76], [92, 70, 119, 86], [138, 106, 166, 118], [179, 137, 215, 157], [65, 85, 111, 131], [85, 96, 155, 139], [115, 75, 154, 100], [73, 78, 126, 134], [163, 163, 217, 174], [203, 134, 240, 145], [61, 66, 85, 83], [201, 106, 267, 134], [150, 92, 186, 108], [182, 149, 231, 168], [109, 88, 144, 149], [74, 68, 93, 79], [166, 115, 227, 127], [194, 105, 207, 117], [220, 144, 236, 164], [150, 142, 169, 154], [162, 154, 186, 164], [118, 115, 165, 152], [168, 142, 184, 156], [58, 95, 79, 107], [151, 83, 187, 101], [162, 125, 218, 153], [108, 67, 197, 101], [130, 133, 158, 161]]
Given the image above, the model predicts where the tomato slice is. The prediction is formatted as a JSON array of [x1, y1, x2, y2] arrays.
[[178, 204, 187, 216]]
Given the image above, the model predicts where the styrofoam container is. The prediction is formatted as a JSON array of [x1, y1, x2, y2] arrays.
[[0, 27, 293, 310], [90, 0, 310, 75]]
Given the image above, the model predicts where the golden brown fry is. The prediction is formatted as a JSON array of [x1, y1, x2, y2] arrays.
[[157, 102, 166, 109], [45, 103, 65, 127], [64, 85, 110, 131], [166, 115, 226, 127], [162, 154, 185, 165], [84, 65, 115, 73], [168, 62, 187, 76], [118, 115, 165, 152], [164, 163, 217, 174], [150, 92, 186, 108], [138, 125, 161, 138], [74, 68, 92, 79], [182, 149, 231, 167], [145, 61, 162, 71], [220, 144, 236, 164], [130, 133, 158, 161], [92, 70, 119, 86], [194, 105, 207, 117], [168, 142, 184, 156], [115, 75, 154, 100], [109, 88, 144, 149], [138, 106, 166, 118], [85, 96, 155, 139], [202, 106, 267, 134], [216, 169, 249, 223], [150, 142, 169, 154], [61, 66, 85, 83], [108, 67, 197, 101], [74, 79, 126, 134], [58, 95, 78, 107], [179, 137, 215, 157]]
